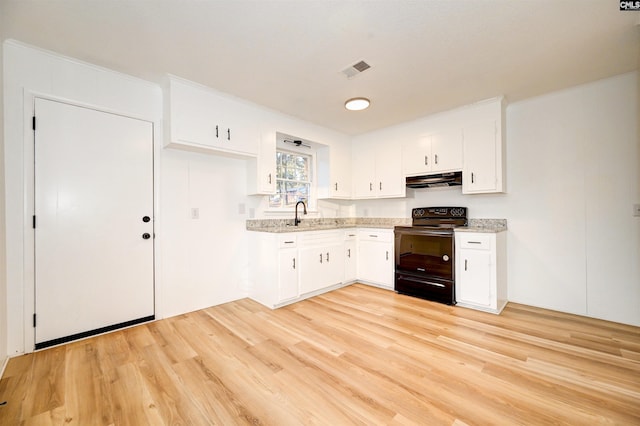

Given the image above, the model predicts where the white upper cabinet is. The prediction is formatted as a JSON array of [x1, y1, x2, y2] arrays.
[[352, 136, 405, 199], [247, 130, 277, 195], [462, 119, 504, 194], [164, 75, 259, 157], [317, 142, 352, 199], [431, 128, 463, 172], [403, 128, 463, 176]]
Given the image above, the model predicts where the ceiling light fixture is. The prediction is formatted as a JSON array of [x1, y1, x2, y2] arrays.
[[345, 97, 370, 111]]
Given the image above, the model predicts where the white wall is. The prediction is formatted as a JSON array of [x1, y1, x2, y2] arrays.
[[355, 72, 640, 326], [0, 12, 8, 371], [160, 150, 250, 317]]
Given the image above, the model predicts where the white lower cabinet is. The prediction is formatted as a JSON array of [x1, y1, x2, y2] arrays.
[[249, 233, 299, 308], [357, 229, 394, 289], [298, 231, 344, 295], [278, 246, 299, 302], [455, 231, 507, 314], [249, 227, 397, 309], [344, 231, 358, 283]]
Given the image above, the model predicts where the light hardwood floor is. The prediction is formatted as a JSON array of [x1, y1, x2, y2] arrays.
[[1, 284, 639, 425]]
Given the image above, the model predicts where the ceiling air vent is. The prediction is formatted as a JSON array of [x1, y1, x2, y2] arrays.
[[341, 60, 371, 79]]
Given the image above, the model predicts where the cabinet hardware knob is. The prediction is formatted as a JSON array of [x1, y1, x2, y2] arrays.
[[215, 125, 219, 138], [293, 258, 296, 269], [369, 182, 373, 191], [227, 128, 231, 140], [435, 154, 438, 164], [326, 252, 330, 262], [142, 233, 151, 240], [319, 253, 323, 264], [425, 155, 428, 165], [465, 259, 468, 271], [347, 248, 351, 258], [268, 173, 271, 184], [386, 251, 389, 260], [471, 172, 475, 183], [335, 182, 338, 191], [379, 182, 382, 191], [142, 216, 151, 223]]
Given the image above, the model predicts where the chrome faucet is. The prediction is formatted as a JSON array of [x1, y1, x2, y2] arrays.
[[294, 200, 307, 226]]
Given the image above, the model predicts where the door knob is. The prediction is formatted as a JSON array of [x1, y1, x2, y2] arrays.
[[142, 216, 151, 223], [142, 233, 151, 240]]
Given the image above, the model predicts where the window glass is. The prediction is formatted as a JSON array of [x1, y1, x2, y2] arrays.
[[269, 150, 311, 208]]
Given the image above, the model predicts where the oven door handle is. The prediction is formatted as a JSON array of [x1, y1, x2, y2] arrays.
[[394, 228, 453, 237], [398, 276, 446, 288]]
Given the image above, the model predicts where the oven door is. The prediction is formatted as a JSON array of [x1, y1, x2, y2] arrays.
[[394, 227, 454, 280]]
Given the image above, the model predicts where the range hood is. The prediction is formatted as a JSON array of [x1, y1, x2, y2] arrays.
[[406, 171, 462, 188]]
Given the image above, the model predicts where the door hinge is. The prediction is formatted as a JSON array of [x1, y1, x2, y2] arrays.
[[32, 116, 36, 131], [33, 313, 37, 327], [33, 215, 36, 229]]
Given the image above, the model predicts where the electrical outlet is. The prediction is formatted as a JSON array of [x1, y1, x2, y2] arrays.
[[634, 204, 640, 217], [191, 208, 199, 219]]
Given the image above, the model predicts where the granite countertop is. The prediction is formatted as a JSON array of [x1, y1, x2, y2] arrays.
[[455, 219, 508, 233], [246, 217, 507, 233], [246, 217, 411, 233]]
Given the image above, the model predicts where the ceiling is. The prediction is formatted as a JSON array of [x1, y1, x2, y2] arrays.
[[1, 1, 639, 135]]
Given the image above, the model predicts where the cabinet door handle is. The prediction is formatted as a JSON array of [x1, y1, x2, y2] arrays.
[[319, 253, 323, 264], [284, 240, 295, 244], [334, 182, 338, 191], [215, 125, 219, 138], [424, 155, 428, 165], [326, 252, 330, 262], [471, 172, 475, 183], [369, 234, 378, 238], [465, 259, 468, 271], [386, 251, 389, 260], [347, 248, 351, 258], [293, 258, 296, 269], [468, 241, 482, 244], [379, 182, 382, 191], [369, 182, 373, 191], [268, 173, 272, 184], [227, 128, 231, 140], [435, 154, 438, 165]]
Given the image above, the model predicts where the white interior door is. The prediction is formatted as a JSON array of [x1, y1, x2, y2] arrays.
[[34, 98, 154, 349]]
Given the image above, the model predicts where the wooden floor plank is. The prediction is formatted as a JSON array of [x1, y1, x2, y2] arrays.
[[1, 283, 639, 425]]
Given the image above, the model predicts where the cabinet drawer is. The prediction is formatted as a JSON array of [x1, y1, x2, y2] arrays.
[[299, 230, 343, 246], [278, 234, 298, 248], [458, 234, 492, 250], [344, 230, 358, 241], [358, 229, 393, 243]]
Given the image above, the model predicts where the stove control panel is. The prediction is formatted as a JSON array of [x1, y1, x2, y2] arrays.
[[412, 207, 467, 219]]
